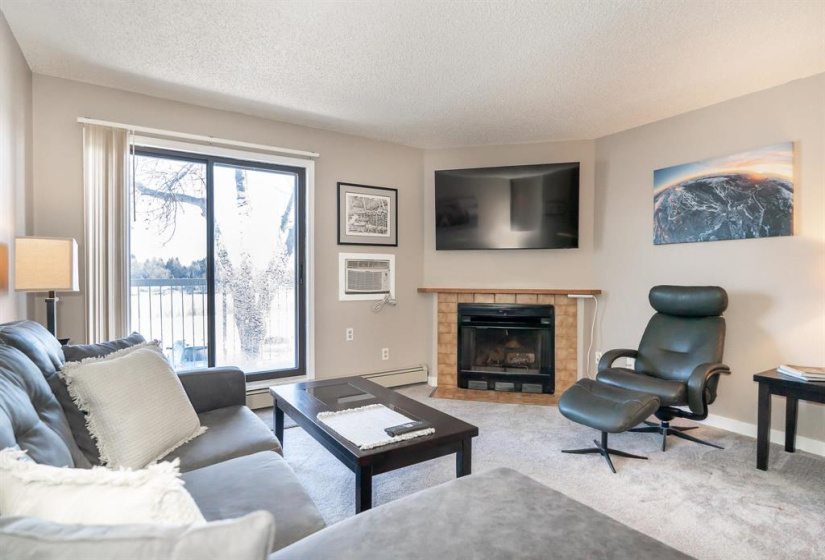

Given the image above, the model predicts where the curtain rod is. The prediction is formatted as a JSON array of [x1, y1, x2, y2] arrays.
[[76, 117, 320, 158]]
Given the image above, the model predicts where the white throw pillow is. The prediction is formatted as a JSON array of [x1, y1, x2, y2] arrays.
[[0, 448, 205, 525], [0, 511, 275, 560], [59, 341, 206, 469]]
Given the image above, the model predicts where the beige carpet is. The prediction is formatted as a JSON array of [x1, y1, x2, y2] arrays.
[[256, 384, 825, 559]]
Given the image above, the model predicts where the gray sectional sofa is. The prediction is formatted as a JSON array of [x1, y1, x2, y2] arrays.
[[0, 320, 690, 559], [0, 320, 325, 552]]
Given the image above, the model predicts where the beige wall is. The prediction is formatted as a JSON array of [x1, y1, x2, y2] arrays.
[[31, 75, 427, 379], [594, 73, 825, 447], [0, 13, 31, 322], [423, 140, 596, 289]]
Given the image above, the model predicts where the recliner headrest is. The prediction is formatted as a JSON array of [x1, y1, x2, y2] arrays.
[[649, 286, 728, 317]]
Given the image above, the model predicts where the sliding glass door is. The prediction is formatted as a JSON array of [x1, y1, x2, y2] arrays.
[[212, 162, 302, 375], [129, 147, 306, 380]]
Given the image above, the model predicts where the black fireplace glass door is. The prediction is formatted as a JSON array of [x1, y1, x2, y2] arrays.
[[461, 327, 544, 375]]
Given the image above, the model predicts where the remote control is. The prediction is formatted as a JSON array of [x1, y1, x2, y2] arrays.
[[385, 420, 430, 437]]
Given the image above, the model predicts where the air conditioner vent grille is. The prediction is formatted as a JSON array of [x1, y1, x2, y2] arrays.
[[346, 269, 388, 293], [339, 253, 395, 301]]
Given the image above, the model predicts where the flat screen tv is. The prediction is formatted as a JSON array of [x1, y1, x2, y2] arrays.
[[435, 162, 580, 250]]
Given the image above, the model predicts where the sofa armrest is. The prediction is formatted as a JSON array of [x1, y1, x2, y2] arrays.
[[177, 367, 246, 413], [687, 363, 731, 416], [597, 349, 638, 373]]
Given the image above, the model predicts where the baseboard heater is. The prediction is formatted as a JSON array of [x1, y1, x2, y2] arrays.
[[361, 364, 428, 388]]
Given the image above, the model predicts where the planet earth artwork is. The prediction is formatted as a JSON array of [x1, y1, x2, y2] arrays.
[[653, 142, 794, 245]]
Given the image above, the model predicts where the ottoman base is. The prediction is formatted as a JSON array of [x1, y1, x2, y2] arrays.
[[558, 378, 662, 473], [562, 431, 648, 474]]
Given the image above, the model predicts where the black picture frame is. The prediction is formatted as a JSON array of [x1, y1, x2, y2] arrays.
[[337, 182, 398, 246]]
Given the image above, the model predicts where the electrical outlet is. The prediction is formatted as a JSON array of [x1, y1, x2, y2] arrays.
[[625, 357, 635, 368], [381, 348, 389, 360], [345, 328, 354, 341], [595, 351, 603, 364]]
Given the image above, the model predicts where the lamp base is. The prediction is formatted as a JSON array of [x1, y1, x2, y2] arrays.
[[45, 291, 58, 338]]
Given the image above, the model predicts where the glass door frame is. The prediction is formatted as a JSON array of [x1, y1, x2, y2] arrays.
[[132, 146, 307, 381]]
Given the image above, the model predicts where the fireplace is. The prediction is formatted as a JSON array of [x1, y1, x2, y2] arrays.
[[457, 303, 555, 394]]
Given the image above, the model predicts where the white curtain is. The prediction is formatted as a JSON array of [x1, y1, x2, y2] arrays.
[[82, 124, 131, 343]]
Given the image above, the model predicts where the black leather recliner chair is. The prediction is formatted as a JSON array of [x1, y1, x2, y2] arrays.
[[596, 286, 731, 451]]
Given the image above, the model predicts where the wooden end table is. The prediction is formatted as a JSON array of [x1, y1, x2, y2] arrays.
[[270, 376, 478, 513], [754, 369, 825, 471]]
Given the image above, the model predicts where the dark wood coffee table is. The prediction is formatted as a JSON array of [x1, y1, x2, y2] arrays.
[[270, 376, 478, 514]]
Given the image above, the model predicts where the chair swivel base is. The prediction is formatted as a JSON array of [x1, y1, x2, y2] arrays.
[[630, 420, 723, 451], [562, 431, 648, 474]]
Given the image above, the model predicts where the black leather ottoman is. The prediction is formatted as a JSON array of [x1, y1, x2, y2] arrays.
[[559, 378, 661, 473]]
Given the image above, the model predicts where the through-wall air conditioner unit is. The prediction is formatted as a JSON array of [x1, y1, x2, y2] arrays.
[[339, 253, 395, 301]]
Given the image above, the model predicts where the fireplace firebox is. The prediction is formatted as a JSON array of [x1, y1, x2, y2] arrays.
[[457, 303, 554, 394]]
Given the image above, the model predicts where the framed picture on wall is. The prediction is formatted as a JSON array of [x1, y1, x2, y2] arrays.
[[337, 182, 398, 246], [653, 142, 794, 245]]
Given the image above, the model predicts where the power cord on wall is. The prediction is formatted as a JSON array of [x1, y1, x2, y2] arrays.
[[568, 294, 599, 379], [372, 293, 397, 313]]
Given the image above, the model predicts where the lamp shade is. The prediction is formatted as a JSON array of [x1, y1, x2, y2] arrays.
[[14, 237, 79, 292]]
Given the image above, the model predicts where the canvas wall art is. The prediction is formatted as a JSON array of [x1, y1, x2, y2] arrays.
[[653, 142, 794, 245]]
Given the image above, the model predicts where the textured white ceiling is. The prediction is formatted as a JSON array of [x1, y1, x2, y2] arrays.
[[2, 0, 824, 148]]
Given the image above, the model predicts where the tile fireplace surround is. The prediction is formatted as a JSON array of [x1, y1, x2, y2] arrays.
[[419, 288, 601, 405]]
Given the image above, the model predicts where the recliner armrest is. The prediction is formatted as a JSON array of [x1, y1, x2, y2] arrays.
[[597, 349, 638, 372], [686, 363, 731, 416], [177, 366, 246, 413]]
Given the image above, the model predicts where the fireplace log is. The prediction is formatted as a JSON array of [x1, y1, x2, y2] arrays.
[[506, 353, 536, 366]]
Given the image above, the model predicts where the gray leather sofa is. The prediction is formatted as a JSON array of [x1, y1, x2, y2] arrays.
[[0, 320, 691, 559], [0, 320, 326, 552]]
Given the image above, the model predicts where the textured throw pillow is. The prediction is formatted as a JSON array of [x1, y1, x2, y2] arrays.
[[0, 512, 275, 560], [0, 511, 275, 560], [0, 448, 205, 525], [55, 333, 148, 466], [60, 342, 206, 469]]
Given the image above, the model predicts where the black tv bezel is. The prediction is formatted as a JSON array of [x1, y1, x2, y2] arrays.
[[434, 161, 581, 251]]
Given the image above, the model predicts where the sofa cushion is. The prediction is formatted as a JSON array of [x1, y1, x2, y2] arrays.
[[271, 468, 689, 560], [61, 332, 146, 363], [163, 405, 282, 472], [0, 346, 88, 468], [597, 367, 688, 407], [183, 451, 325, 552]]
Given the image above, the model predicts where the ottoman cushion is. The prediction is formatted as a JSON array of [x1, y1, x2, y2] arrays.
[[270, 468, 690, 560], [559, 379, 660, 433]]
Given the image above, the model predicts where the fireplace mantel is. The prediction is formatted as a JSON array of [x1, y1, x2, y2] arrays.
[[418, 288, 601, 295]]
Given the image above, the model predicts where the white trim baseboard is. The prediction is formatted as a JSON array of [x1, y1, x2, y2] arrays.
[[701, 413, 825, 457]]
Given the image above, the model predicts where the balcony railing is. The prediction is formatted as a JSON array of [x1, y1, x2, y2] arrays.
[[130, 278, 296, 372], [131, 278, 208, 369]]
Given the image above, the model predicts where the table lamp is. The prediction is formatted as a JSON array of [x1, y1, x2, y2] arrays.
[[15, 237, 79, 337]]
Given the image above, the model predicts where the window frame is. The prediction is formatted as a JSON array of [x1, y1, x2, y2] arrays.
[[131, 145, 307, 381]]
